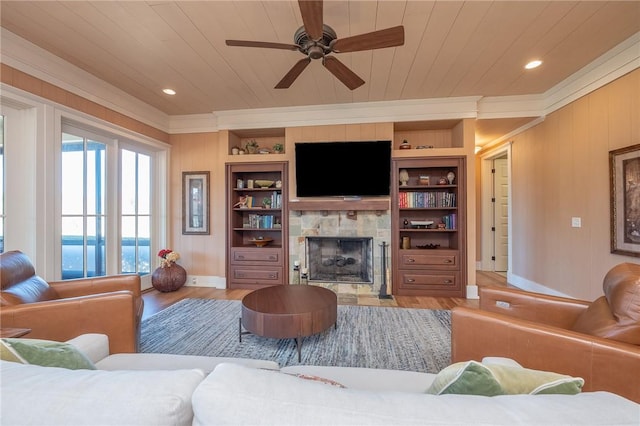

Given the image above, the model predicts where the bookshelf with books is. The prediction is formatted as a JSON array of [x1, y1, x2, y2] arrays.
[[392, 156, 466, 297], [225, 161, 288, 289]]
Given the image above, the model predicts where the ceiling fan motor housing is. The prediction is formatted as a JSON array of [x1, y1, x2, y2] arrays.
[[294, 24, 337, 59]]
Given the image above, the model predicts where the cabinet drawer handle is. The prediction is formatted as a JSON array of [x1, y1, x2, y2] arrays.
[[237, 273, 245, 278], [269, 255, 277, 260], [443, 279, 452, 284], [237, 255, 245, 260], [407, 258, 415, 263], [443, 259, 453, 263], [269, 274, 277, 278], [407, 278, 415, 283]]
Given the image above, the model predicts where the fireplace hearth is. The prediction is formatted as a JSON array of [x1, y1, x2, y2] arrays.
[[306, 237, 373, 284]]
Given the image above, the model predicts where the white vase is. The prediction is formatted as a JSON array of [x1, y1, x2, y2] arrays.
[[399, 169, 409, 186], [447, 171, 455, 184]]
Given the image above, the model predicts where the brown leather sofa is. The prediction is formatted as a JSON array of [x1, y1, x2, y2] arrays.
[[1, 250, 144, 353], [452, 262, 640, 403]]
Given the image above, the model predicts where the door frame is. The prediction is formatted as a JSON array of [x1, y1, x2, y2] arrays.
[[479, 143, 512, 273]]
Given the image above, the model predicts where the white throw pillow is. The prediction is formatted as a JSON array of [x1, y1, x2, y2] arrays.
[[0, 360, 205, 425]]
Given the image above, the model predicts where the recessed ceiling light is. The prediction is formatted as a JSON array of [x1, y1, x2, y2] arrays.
[[525, 60, 542, 70], [162, 88, 176, 95]]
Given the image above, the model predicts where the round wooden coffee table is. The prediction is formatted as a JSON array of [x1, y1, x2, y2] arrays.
[[239, 285, 338, 361]]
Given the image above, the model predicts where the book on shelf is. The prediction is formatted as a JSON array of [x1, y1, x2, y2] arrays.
[[270, 191, 281, 209], [441, 213, 456, 229], [399, 191, 456, 208], [246, 214, 277, 229]]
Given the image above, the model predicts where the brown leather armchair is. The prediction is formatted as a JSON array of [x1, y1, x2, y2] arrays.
[[1, 250, 144, 353], [452, 263, 640, 403]]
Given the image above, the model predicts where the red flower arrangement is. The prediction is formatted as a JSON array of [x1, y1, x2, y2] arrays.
[[158, 249, 180, 268]]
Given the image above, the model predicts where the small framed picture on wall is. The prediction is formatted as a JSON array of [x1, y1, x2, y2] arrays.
[[182, 171, 210, 235], [609, 143, 640, 257]]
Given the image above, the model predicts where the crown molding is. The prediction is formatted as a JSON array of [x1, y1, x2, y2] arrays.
[[542, 31, 640, 114], [168, 96, 482, 134], [0, 28, 170, 133], [214, 96, 480, 130], [476, 95, 545, 119], [168, 113, 219, 134]]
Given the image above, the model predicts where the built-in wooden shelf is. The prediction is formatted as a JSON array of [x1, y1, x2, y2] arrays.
[[288, 198, 390, 213]]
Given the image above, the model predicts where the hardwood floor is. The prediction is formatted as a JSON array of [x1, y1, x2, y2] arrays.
[[142, 271, 507, 320]]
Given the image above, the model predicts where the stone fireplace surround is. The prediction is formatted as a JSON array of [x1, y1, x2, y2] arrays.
[[288, 209, 391, 303]]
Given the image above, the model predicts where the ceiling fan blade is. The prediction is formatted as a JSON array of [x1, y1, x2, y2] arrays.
[[275, 58, 311, 89], [331, 25, 405, 53], [226, 40, 299, 51], [298, 0, 323, 40], [323, 56, 365, 90]]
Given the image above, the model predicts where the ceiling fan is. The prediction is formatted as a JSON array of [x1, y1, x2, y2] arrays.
[[225, 0, 404, 90]]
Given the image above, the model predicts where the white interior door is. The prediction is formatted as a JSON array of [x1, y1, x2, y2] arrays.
[[493, 158, 509, 272]]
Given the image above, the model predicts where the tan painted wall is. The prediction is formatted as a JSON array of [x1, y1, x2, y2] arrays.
[[509, 68, 639, 300], [167, 132, 227, 277]]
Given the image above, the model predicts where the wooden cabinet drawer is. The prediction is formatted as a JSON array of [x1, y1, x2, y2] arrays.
[[400, 251, 458, 269], [229, 266, 283, 286], [232, 248, 281, 265], [398, 271, 460, 291]]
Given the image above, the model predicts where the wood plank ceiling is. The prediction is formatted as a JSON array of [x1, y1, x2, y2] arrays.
[[1, 1, 639, 143]]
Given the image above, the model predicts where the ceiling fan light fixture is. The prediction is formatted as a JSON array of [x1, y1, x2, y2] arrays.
[[308, 45, 325, 60], [162, 88, 176, 95], [525, 60, 542, 70]]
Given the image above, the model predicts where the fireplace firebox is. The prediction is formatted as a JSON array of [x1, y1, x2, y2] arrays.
[[306, 237, 373, 283]]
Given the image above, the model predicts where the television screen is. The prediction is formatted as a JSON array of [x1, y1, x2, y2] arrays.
[[295, 140, 391, 197]]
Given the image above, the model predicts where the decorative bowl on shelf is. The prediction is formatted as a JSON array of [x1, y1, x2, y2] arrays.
[[410, 220, 434, 228], [250, 237, 273, 247], [254, 180, 275, 188]]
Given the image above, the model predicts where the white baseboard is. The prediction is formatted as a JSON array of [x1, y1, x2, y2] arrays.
[[185, 275, 226, 289], [507, 272, 572, 298], [466, 285, 479, 299]]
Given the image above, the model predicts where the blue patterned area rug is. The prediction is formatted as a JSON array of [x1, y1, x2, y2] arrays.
[[140, 298, 451, 373]]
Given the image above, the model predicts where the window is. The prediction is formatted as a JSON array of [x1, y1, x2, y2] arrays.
[[61, 125, 157, 279], [61, 131, 107, 278], [121, 149, 151, 275], [0, 88, 166, 281]]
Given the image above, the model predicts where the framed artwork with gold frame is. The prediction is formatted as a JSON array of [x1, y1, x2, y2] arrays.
[[609, 143, 640, 257]]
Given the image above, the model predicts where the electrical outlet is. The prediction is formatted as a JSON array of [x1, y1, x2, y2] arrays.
[[191, 277, 197, 285], [571, 217, 582, 228]]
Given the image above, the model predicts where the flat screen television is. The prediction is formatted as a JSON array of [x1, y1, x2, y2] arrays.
[[295, 140, 391, 197]]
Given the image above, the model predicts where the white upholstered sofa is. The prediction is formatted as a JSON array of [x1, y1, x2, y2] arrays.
[[1, 334, 638, 425]]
